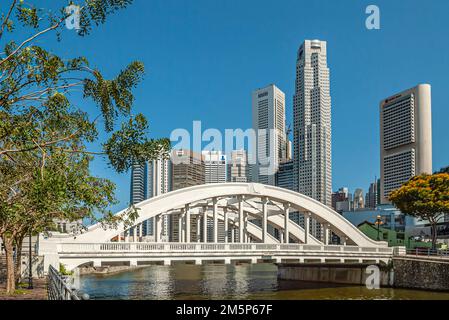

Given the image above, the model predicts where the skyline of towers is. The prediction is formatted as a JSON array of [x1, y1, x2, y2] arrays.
[[380, 84, 433, 204], [293, 39, 332, 207]]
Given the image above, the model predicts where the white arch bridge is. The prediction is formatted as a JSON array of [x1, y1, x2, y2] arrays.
[[39, 183, 397, 271]]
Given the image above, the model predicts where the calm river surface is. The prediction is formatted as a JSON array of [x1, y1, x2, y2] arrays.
[[79, 263, 449, 300]]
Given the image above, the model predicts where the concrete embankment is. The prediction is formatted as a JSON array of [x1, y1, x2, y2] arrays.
[[393, 256, 449, 291], [277, 263, 393, 286]]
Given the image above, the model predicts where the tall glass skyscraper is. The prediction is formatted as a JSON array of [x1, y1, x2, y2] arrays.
[[293, 39, 332, 207]]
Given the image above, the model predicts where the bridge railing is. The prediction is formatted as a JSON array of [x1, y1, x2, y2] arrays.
[[57, 243, 394, 254], [47, 265, 89, 300], [406, 248, 449, 257]]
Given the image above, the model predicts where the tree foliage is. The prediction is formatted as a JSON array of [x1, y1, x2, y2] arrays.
[[389, 173, 449, 249], [0, 0, 170, 294]]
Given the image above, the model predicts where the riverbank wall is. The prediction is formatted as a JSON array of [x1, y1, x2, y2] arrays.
[[393, 256, 449, 291]]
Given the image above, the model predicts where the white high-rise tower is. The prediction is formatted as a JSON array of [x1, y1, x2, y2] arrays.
[[380, 84, 433, 204], [252, 84, 287, 185], [293, 40, 332, 206]]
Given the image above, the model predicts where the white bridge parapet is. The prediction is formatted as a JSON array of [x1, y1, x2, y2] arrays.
[[53, 242, 394, 271]]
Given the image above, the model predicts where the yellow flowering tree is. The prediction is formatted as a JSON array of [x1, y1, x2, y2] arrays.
[[389, 173, 449, 249]]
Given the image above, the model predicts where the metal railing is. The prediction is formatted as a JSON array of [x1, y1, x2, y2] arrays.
[[47, 265, 89, 300], [406, 248, 449, 257]]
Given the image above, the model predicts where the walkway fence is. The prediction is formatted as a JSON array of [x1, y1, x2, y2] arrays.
[[406, 248, 449, 257], [47, 265, 89, 300]]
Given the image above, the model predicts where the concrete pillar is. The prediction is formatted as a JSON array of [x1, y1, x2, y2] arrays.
[[155, 215, 160, 243], [195, 259, 202, 265], [163, 260, 171, 266], [323, 224, 329, 245], [118, 232, 121, 243], [178, 213, 183, 243], [133, 226, 137, 242], [185, 204, 190, 243], [284, 203, 290, 244], [239, 196, 244, 243], [203, 207, 208, 243], [139, 223, 143, 242], [262, 197, 268, 243], [125, 230, 130, 243], [224, 258, 231, 265], [213, 198, 218, 243], [304, 213, 310, 244], [231, 227, 235, 243], [224, 208, 228, 243]]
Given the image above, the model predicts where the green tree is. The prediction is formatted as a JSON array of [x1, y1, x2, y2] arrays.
[[0, 1, 170, 294], [437, 166, 449, 174], [389, 173, 449, 249]]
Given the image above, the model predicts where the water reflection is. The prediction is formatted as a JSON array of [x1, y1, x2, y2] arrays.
[[79, 263, 449, 300]]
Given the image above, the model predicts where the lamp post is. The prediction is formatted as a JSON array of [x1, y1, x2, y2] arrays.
[[375, 215, 383, 241], [28, 230, 33, 289]]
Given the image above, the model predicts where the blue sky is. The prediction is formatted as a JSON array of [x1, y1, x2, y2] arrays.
[[31, 0, 449, 213]]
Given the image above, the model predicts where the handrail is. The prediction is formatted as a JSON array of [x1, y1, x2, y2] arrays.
[[406, 248, 449, 257], [47, 265, 89, 300]]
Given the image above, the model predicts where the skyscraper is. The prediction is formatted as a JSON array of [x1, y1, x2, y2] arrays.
[[251, 84, 287, 185], [170, 150, 205, 242], [276, 160, 295, 191], [148, 159, 172, 198], [365, 179, 380, 209], [202, 150, 227, 184], [293, 39, 332, 206], [147, 159, 172, 240], [353, 188, 365, 210], [130, 164, 147, 205], [380, 84, 433, 204], [227, 150, 250, 183]]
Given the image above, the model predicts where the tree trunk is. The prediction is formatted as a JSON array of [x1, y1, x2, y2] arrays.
[[430, 222, 438, 251], [14, 236, 24, 285], [3, 236, 16, 294]]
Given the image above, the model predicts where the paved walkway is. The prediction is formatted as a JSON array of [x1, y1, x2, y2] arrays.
[[0, 279, 47, 300]]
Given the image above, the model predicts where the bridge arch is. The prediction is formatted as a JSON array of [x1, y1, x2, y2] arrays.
[[74, 183, 385, 248]]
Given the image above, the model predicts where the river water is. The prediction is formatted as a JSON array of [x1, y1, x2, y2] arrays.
[[79, 263, 449, 300]]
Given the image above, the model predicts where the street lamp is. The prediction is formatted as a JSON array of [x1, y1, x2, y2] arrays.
[[375, 215, 384, 241], [28, 229, 33, 289]]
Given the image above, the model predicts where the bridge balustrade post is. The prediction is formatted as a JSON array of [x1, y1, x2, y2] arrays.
[[323, 224, 330, 245]]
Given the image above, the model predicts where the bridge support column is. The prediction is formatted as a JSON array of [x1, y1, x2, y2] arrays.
[[224, 208, 228, 243], [262, 197, 268, 243], [139, 223, 143, 242], [231, 227, 235, 243], [155, 215, 161, 243], [163, 260, 171, 266], [130, 259, 137, 267], [195, 259, 202, 265], [323, 224, 329, 245], [213, 198, 218, 243], [284, 203, 290, 244], [203, 206, 208, 243], [125, 230, 130, 243], [304, 213, 311, 244], [224, 258, 231, 265], [250, 258, 257, 264], [185, 204, 190, 243], [178, 213, 183, 243], [239, 196, 244, 243]]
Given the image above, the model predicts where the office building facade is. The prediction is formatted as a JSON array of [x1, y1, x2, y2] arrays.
[[380, 84, 433, 203]]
